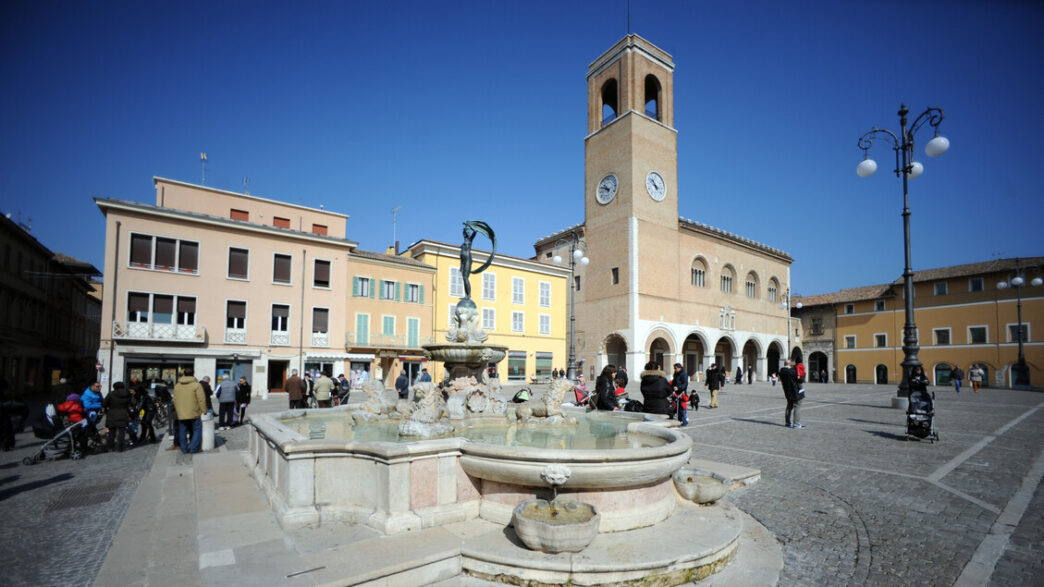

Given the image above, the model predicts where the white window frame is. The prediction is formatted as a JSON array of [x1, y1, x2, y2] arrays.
[[844, 303, 855, 314], [380, 280, 396, 300], [382, 314, 396, 337], [311, 306, 330, 334], [1006, 322, 1030, 343], [875, 300, 886, 312], [539, 281, 551, 307], [692, 266, 706, 288], [272, 253, 293, 286], [226, 299, 247, 330], [539, 313, 551, 335], [482, 307, 496, 331], [767, 285, 777, 303], [933, 327, 952, 346], [968, 325, 989, 345], [271, 303, 291, 332], [845, 335, 857, 349], [355, 276, 372, 298], [449, 267, 464, 298], [482, 272, 497, 301], [312, 258, 332, 289], [874, 333, 887, 348], [969, 277, 984, 292], [934, 281, 948, 296], [227, 246, 250, 281], [721, 274, 733, 294], [511, 311, 524, 333], [512, 277, 525, 305]]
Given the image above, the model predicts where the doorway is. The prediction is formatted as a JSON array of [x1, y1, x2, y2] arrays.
[[268, 360, 289, 392]]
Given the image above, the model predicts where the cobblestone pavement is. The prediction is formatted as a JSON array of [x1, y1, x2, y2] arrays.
[[2, 383, 1041, 586], [682, 382, 1044, 586]]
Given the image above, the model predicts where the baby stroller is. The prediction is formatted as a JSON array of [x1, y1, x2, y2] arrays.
[[24, 406, 87, 465], [906, 389, 939, 443]]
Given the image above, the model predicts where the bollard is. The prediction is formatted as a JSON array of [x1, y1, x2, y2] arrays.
[[201, 413, 215, 451]]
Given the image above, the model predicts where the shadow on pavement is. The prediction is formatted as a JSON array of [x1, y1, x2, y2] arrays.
[[866, 430, 907, 441], [731, 417, 788, 428], [849, 418, 899, 426], [0, 472, 74, 501]]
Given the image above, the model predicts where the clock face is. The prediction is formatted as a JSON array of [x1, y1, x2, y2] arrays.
[[596, 173, 618, 205], [646, 171, 666, 201]]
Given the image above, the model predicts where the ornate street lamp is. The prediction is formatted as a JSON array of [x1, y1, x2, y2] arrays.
[[781, 289, 802, 365], [552, 233, 589, 381], [857, 104, 949, 399], [997, 258, 1042, 389]]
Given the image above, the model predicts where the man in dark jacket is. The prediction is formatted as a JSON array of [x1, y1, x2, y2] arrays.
[[704, 364, 720, 408], [395, 370, 410, 400], [103, 381, 134, 452], [285, 370, 306, 409], [640, 362, 672, 415], [778, 360, 804, 428]]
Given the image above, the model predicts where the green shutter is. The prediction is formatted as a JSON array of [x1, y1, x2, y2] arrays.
[[369, 278, 376, 299], [352, 276, 360, 297], [419, 285, 425, 305], [395, 282, 401, 301]]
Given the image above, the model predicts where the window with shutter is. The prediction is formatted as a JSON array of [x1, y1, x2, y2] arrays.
[[272, 304, 290, 331], [177, 297, 196, 325], [273, 254, 291, 284], [130, 234, 152, 267], [228, 248, 249, 279], [227, 301, 246, 328], [128, 292, 149, 322], [314, 260, 331, 288], [179, 242, 199, 273], [312, 308, 329, 333], [312, 224, 327, 235], [155, 238, 176, 270], [153, 295, 174, 324], [230, 209, 249, 221], [273, 217, 290, 229]]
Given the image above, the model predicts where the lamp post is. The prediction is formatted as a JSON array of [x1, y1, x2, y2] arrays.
[[856, 104, 950, 398], [781, 289, 802, 365], [997, 258, 1042, 389], [552, 232, 589, 381]]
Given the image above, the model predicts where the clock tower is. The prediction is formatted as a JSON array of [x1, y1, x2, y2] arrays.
[[579, 35, 682, 370]]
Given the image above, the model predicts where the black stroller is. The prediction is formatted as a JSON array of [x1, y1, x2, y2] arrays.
[[906, 389, 939, 443], [23, 408, 87, 465]]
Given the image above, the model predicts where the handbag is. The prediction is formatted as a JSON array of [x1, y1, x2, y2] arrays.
[[796, 388, 806, 401]]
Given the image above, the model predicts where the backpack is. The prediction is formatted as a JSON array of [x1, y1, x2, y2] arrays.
[[623, 399, 644, 412], [689, 391, 699, 411], [511, 388, 531, 403]]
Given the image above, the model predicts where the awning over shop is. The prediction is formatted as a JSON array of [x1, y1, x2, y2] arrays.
[[347, 353, 375, 361], [307, 353, 350, 360], [398, 356, 426, 361]]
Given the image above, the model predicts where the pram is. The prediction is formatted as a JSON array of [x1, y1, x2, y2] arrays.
[[906, 389, 939, 443], [24, 408, 87, 465]]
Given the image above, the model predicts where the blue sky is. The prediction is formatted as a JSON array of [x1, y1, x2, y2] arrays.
[[2, 1, 1042, 295]]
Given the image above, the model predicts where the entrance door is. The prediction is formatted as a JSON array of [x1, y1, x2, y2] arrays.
[[875, 364, 888, 384], [268, 360, 289, 392], [846, 365, 857, 384]]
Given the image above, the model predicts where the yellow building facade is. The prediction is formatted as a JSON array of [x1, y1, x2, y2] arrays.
[[795, 257, 1044, 389], [406, 240, 570, 383]]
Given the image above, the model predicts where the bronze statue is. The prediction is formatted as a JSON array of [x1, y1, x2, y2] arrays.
[[459, 220, 496, 300]]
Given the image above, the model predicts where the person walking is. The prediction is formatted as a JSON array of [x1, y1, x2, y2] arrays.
[[640, 362, 673, 416], [705, 364, 721, 408], [134, 379, 157, 443], [313, 372, 335, 407], [235, 377, 251, 424], [285, 369, 306, 409], [214, 376, 236, 430], [173, 368, 206, 454], [103, 381, 134, 452], [778, 360, 804, 428], [394, 370, 410, 401], [746, 365, 754, 384], [671, 363, 690, 426], [735, 366, 743, 385], [968, 364, 985, 393], [951, 365, 964, 393]]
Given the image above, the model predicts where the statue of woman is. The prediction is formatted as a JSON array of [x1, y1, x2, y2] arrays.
[[458, 221, 496, 300]]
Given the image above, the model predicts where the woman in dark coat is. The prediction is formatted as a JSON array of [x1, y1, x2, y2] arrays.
[[640, 361, 673, 415], [235, 377, 252, 425], [593, 365, 618, 411], [103, 381, 134, 452]]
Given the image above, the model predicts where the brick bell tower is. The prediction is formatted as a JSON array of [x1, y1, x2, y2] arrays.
[[578, 34, 680, 374]]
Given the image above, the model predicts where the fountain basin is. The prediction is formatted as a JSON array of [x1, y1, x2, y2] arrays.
[[512, 499, 600, 553], [247, 405, 691, 534]]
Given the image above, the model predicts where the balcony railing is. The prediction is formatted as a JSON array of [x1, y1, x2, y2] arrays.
[[270, 331, 290, 346], [312, 331, 329, 347], [113, 321, 205, 342], [225, 328, 246, 344], [345, 332, 433, 349]]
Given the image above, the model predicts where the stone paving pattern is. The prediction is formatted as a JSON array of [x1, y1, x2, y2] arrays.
[[0, 382, 1041, 586]]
